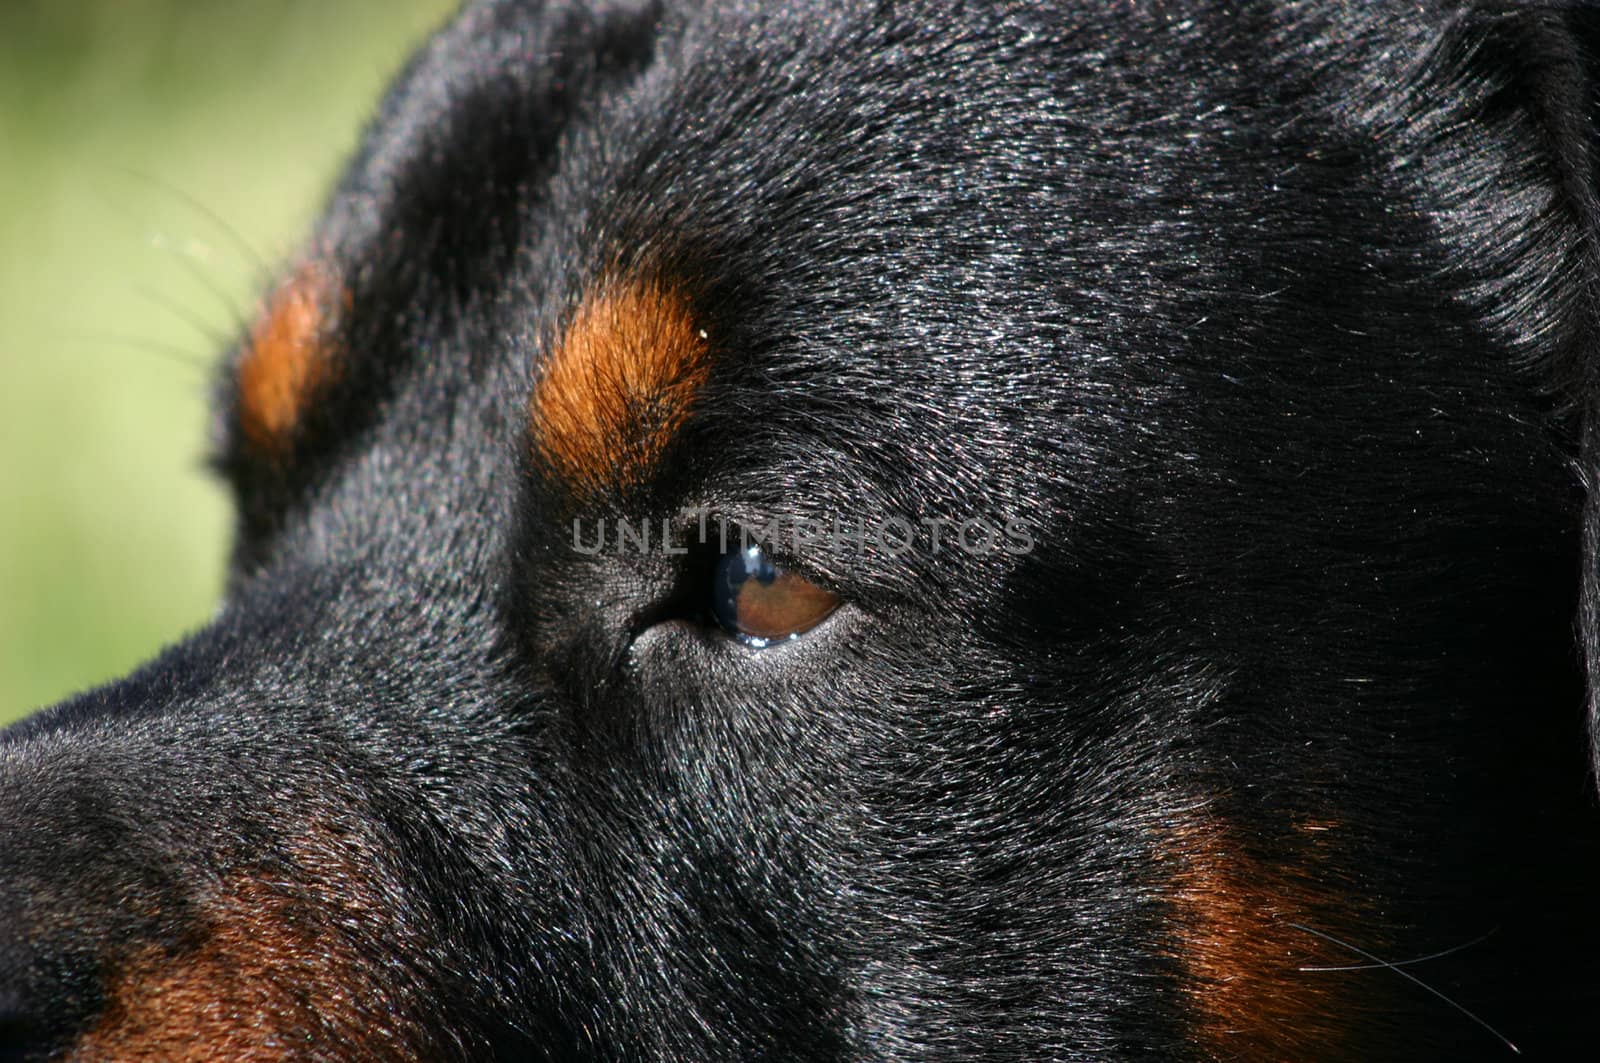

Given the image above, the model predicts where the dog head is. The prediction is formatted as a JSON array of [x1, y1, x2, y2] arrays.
[[5, 2, 1600, 1059]]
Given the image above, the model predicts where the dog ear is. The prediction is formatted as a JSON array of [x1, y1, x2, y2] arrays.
[[1530, 14, 1600, 781], [320, 0, 665, 264], [1500, 10, 1600, 779], [1443, 8, 1600, 777]]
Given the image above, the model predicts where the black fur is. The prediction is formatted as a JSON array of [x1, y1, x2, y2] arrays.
[[5, 1, 1600, 1058]]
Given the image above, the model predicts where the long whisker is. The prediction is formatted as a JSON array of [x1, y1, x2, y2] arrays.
[[118, 168, 271, 284], [135, 285, 230, 347], [1287, 922, 1519, 1055], [148, 233, 252, 337], [1298, 926, 1497, 973], [65, 331, 212, 376]]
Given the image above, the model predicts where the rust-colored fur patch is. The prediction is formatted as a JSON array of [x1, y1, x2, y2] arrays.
[[530, 276, 711, 496], [236, 262, 342, 456], [1168, 814, 1365, 1059], [69, 830, 430, 1062]]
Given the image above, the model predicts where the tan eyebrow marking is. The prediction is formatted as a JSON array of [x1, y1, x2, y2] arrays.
[[236, 261, 343, 457], [1168, 814, 1362, 1058], [530, 275, 712, 497]]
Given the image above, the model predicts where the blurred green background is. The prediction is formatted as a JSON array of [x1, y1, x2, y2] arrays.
[[0, 0, 457, 723]]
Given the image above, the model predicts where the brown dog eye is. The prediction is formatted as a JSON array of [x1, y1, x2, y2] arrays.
[[712, 544, 839, 646]]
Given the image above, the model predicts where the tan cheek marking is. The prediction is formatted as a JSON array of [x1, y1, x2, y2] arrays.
[[236, 262, 343, 456], [70, 833, 430, 1063], [1169, 814, 1364, 1060], [530, 276, 712, 496]]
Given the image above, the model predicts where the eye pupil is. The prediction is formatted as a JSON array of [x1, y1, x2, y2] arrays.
[[711, 543, 839, 646]]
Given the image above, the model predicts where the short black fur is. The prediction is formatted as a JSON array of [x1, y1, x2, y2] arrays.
[[5, 2, 1600, 1059]]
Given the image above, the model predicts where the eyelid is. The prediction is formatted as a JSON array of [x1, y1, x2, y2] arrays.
[[667, 510, 838, 587]]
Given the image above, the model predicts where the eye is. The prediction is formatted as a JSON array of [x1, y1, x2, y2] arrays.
[[711, 543, 840, 646]]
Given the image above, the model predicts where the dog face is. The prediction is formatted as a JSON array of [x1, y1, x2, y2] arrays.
[[5, 2, 1600, 1059]]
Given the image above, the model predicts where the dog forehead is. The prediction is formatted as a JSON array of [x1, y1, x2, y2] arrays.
[[225, 1, 1400, 532]]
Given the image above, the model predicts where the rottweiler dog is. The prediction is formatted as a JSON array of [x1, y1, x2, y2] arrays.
[[6, 1, 1600, 1059]]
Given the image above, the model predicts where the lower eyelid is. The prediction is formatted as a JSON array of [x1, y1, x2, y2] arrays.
[[631, 602, 855, 669]]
